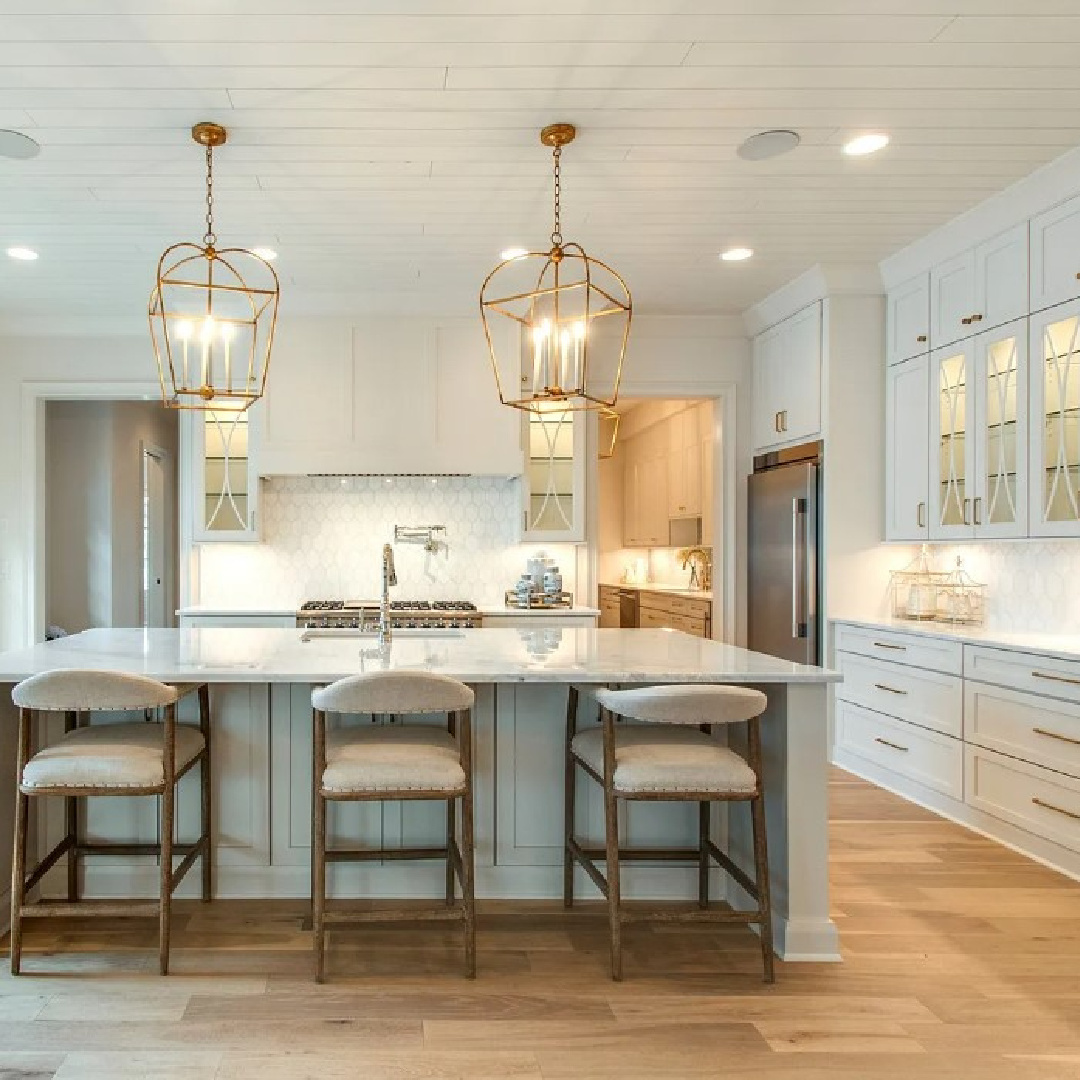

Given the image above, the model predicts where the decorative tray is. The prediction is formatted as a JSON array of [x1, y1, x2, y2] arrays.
[[504, 590, 574, 610]]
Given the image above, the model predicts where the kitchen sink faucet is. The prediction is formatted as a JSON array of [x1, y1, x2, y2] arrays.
[[380, 542, 397, 646]]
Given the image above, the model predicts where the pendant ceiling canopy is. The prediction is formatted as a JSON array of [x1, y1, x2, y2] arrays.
[[480, 123, 632, 414], [149, 122, 280, 412]]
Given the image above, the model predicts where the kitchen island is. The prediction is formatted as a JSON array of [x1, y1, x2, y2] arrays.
[[0, 627, 841, 960]]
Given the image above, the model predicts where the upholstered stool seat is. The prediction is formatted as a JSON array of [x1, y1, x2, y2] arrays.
[[571, 726, 756, 796], [324, 726, 465, 795], [22, 722, 205, 791]]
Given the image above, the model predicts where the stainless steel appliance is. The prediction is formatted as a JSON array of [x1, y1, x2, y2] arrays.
[[747, 441, 822, 665], [297, 600, 481, 631]]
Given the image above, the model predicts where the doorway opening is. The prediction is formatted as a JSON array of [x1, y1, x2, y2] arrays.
[[43, 400, 179, 637], [596, 397, 723, 639]]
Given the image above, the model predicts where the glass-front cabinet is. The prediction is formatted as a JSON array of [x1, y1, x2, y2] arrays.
[[1030, 299, 1080, 536], [930, 341, 974, 540], [520, 406, 586, 542], [187, 405, 261, 542], [973, 318, 1028, 539]]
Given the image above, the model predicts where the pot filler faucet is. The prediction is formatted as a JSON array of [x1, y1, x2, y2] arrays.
[[379, 542, 397, 646]]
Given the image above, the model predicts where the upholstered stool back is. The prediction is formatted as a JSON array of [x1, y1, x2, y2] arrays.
[[13, 670, 178, 713], [312, 671, 474, 716], [595, 684, 766, 725]]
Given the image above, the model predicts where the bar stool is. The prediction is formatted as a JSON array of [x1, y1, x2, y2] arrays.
[[563, 684, 775, 983], [311, 671, 476, 982], [9, 671, 212, 976]]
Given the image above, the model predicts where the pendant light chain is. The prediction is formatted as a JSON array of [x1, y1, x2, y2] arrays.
[[550, 145, 562, 249], [203, 143, 216, 249]]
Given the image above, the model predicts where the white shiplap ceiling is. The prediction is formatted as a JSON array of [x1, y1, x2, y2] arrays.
[[1, 0, 1079, 319]]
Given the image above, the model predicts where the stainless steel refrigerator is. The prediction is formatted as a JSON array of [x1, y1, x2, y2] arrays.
[[747, 441, 822, 665]]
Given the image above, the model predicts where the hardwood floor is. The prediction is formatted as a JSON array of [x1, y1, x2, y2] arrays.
[[3, 770, 1079, 1079]]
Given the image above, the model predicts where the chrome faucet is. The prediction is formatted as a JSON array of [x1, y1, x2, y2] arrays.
[[379, 542, 397, 646]]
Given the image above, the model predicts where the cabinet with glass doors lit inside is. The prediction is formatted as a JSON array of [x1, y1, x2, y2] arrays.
[[185, 404, 261, 542], [520, 405, 586, 542]]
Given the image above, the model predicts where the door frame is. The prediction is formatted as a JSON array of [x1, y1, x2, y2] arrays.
[[584, 381, 739, 645], [140, 441, 172, 629], [20, 380, 177, 644]]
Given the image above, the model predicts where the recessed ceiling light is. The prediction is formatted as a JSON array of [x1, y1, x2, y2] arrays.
[[0, 130, 40, 160], [737, 130, 800, 161], [6, 246, 38, 261], [720, 247, 754, 262], [843, 133, 890, 157], [500, 246, 528, 260], [251, 246, 278, 261]]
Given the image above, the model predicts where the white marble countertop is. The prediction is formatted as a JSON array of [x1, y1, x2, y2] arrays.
[[832, 616, 1080, 664], [177, 604, 601, 618], [600, 583, 713, 601], [0, 628, 839, 685]]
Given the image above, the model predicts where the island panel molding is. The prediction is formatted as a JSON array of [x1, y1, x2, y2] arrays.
[[0, 627, 840, 961]]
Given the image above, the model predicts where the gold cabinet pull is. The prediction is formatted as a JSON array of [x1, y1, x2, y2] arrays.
[[973, 496, 982, 526], [962, 498, 972, 525], [874, 737, 909, 752], [970, 313, 983, 323], [916, 334, 928, 343], [1031, 670, 1080, 688], [961, 316, 972, 325], [874, 683, 908, 696], [774, 411, 781, 433], [872, 641, 906, 651], [917, 501, 926, 528], [1033, 726, 1080, 748], [1032, 797, 1080, 822]]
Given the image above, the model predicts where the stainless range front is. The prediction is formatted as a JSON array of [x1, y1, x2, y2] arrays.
[[296, 600, 481, 630]]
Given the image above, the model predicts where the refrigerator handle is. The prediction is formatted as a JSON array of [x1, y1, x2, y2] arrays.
[[791, 497, 801, 638]]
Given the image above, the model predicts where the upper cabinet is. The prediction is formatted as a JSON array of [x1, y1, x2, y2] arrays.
[[1030, 194, 1080, 313], [885, 354, 930, 542], [521, 407, 586, 542], [751, 301, 822, 453], [929, 340, 975, 540], [929, 225, 1028, 350], [185, 404, 261, 543], [885, 274, 929, 366], [258, 319, 522, 476], [1029, 300, 1080, 536]]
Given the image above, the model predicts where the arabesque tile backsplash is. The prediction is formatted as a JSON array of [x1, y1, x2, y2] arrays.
[[924, 542, 1080, 633], [197, 476, 579, 607]]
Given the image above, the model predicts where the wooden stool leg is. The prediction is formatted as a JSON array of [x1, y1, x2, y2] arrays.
[[11, 707, 33, 975], [698, 802, 710, 909], [65, 710, 79, 902], [602, 707, 622, 982], [445, 795, 456, 906], [198, 685, 212, 903], [313, 709, 327, 983], [748, 717, 775, 984], [159, 704, 176, 976], [459, 708, 476, 979], [563, 686, 578, 908]]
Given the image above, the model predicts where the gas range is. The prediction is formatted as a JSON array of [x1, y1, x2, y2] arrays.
[[296, 599, 481, 630]]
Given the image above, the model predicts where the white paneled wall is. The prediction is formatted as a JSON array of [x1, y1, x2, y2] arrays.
[[197, 475, 578, 606]]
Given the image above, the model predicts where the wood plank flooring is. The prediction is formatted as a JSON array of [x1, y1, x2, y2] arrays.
[[2, 770, 1079, 1079]]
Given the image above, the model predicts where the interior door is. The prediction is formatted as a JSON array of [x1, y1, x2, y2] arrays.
[[142, 446, 168, 628]]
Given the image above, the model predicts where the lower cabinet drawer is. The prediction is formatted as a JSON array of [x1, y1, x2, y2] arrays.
[[965, 680, 1080, 780], [833, 622, 963, 675], [836, 701, 963, 799], [965, 645, 1080, 706], [837, 652, 962, 738], [965, 746, 1080, 855]]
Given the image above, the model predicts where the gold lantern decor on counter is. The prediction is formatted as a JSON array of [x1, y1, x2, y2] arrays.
[[149, 122, 280, 411], [889, 547, 986, 627], [480, 123, 632, 413]]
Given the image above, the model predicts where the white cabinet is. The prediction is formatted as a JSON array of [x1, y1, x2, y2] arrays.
[[929, 340, 975, 540], [185, 405, 261, 543], [1029, 299, 1080, 536], [974, 224, 1028, 331], [885, 354, 930, 541], [1030, 194, 1080, 312], [666, 407, 703, 518], [886, 274, 930, 366], [751, 302, 822, 452], [621, 422, 672, 548], [521, 407, 586, 542], [930, 250, 976, 349], [971, 319, 1028, 538]]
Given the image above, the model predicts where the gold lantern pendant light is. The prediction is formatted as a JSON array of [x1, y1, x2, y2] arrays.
[[480, 123, 632, 413], [149, 122, 280, 411]]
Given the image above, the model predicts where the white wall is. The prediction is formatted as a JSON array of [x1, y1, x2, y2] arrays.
[[45, 400, 178, 633]]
